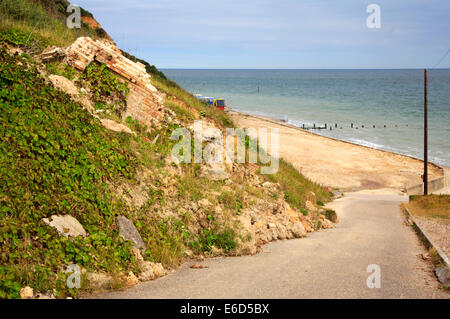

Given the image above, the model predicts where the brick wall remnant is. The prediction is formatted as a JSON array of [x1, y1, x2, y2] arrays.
[[64, 37, 168, 128]]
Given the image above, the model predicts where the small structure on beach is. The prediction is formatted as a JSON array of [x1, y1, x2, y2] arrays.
[[194, 94, 227, 111]]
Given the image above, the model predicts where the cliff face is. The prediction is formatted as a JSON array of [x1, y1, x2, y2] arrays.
[[81, 15, 113, 41], [0, 0, 334, 299]]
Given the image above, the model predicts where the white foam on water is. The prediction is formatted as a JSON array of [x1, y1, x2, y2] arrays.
[[286, 119, 314, 128], [347, 138, 386, 150]]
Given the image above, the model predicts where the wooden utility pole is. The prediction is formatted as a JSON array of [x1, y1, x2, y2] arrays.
[[424, 69, 428, 195]]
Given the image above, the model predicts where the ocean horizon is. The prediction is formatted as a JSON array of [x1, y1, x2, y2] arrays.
[[162, 68, 450, 167]]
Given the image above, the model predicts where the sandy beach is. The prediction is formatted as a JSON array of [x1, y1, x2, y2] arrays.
[[227, 109, 443, 192]]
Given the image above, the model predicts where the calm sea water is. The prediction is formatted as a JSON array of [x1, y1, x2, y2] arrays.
[[162, 69, 450, 166]]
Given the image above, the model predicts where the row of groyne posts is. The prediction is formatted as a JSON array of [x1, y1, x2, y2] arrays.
[[292, 122, 406, 131]]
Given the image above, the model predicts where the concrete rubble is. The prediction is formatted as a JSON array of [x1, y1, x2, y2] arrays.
[[42, 215, 87, 238]]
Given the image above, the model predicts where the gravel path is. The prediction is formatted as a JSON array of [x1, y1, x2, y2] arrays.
[[93, 192, 449, 299]]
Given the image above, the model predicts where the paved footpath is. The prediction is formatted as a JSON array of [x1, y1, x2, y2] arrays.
[[94, 192, 449, 299]]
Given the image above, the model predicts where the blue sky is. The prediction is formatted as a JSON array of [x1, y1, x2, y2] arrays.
[[74, 0, 450, 69]]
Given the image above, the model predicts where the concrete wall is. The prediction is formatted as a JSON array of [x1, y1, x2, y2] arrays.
[[406, 176, 447, 195]]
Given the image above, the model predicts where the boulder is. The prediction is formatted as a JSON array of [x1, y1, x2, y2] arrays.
[[19, 286, 34, 299], [291, 222, 307, 238], [138, 261, 166, 282], [132, 246, 144, 262], [138, 262, 154, 282], [116, 216, 145, 250], [48, 75, 78, 96], [125, 271, 139, 287], [301, 220, 314, 233], [39, 46, 65, 63], [42, 215, 86, 238], [276, 224, 289, 240], [151, 262, 166, 278], [320, 218, 335, 229], [435, 267, 449, 285]]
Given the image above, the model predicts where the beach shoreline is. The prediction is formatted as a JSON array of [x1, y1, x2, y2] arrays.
[[226, 108, 444, 192]]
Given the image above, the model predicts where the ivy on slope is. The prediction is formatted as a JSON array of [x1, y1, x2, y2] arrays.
[[0, 48, 138, 298]]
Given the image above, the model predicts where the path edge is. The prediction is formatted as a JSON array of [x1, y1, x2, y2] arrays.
[[404, 207, 449, 268]]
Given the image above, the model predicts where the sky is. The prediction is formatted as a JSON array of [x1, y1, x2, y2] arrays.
[[73, 0, 450, 69]]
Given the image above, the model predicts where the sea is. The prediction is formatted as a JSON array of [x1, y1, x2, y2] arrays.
[[162, 69, 450, 167]]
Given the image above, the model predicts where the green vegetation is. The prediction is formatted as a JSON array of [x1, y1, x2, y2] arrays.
[[125, 116, 148, 135], [177, 174, 206, 202], [0, 49, 138, 298], [0, 28, 49, 53], [406, 195, 450, 222], [45, 61, 76, 80], [77, 63, 129, 115], [190, 228, 238, 254], [164, 100, 195, 121], [219, 191, 244, 213], [266, 160, 332, 212], [138, 215, 189, 266], [0, 46, 207, 299], [323, 209, 338, 223], [0, 0, 98, 50], [151, 75, 234, 128], [0, 0, 336, 300]]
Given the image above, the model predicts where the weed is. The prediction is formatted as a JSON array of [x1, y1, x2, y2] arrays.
[[266, 160, 332, 212], [45, 61, 76, 80], [190, 228, 237, 254], [125, 116, 148, 136], [0, 0, 98, 49], [164, 101, 195, 121], [218, 191, 243, 212], [405, 195, 450, 221]]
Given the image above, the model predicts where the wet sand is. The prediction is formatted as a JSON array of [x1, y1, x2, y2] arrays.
[[227, 109, 443, 191]]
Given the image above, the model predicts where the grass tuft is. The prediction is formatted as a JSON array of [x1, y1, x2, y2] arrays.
[[406, 195, 450, 221]]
